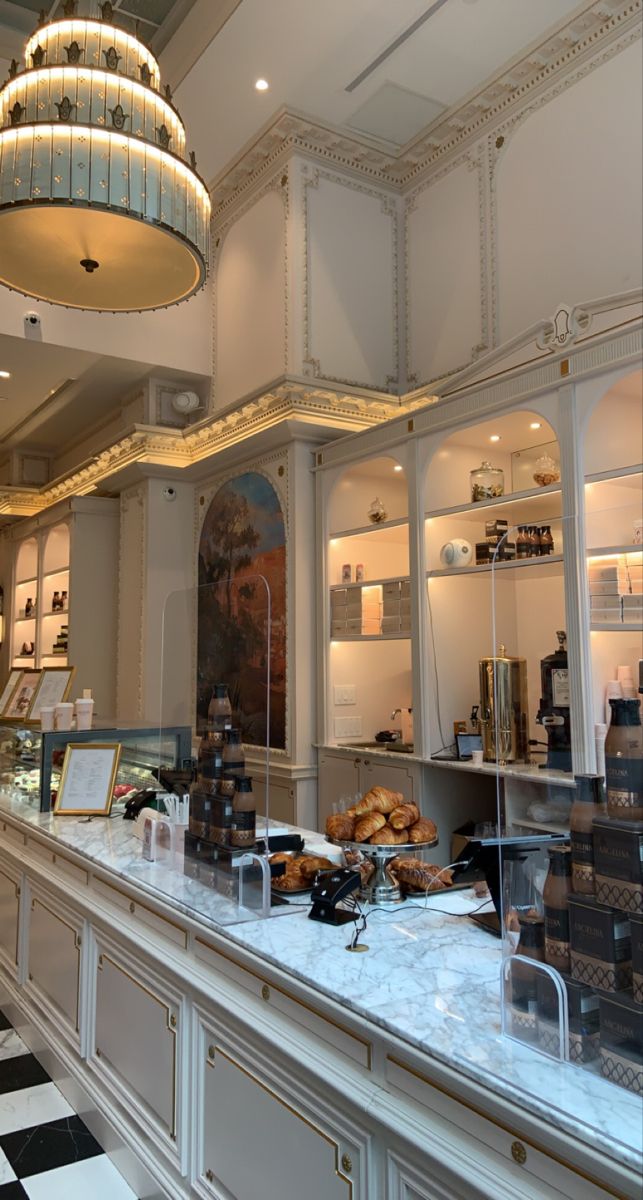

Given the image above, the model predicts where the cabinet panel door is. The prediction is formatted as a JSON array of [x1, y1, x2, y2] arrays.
[[387, 1151, 468, 1200], [317, 753, 359, 829], [359, 760, 415, 805], [94, 949, 178, 1139], [27, 895, 80, 1037], [0, 863, 20, 977], [200, 1043, 353, 1200]]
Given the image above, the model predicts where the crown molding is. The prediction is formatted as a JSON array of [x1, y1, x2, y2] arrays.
[[0, 382, 406, 519], [211, 0, 641, 217]]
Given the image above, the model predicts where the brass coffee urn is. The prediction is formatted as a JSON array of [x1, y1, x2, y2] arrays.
[[479, 644, 529, 764]]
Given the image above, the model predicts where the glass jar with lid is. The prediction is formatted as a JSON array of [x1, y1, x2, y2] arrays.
[[470, 461, 504, 502]]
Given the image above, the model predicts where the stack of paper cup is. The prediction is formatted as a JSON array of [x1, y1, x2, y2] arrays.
[[75, 697, 94, 730], [54, 702, 74, 731], [617, 665, 636, 699], [595, 723, 608, 779], [40, 707, 55, 732]]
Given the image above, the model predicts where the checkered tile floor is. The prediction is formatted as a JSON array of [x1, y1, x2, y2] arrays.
[[0, 1009, 137, 1198]]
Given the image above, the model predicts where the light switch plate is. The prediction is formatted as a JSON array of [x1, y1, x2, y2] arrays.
[[333, 716, 363, 737], [333, 684, 356, 705]]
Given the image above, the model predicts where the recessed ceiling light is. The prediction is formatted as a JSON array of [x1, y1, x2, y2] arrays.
[[0, 370, 10, 379], [255, 78, 269, 91], [489, 434, 501, 442], [530, 421, 542, 430], [394, 464, 403, 472]]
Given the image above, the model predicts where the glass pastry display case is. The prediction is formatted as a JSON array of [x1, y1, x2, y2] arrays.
[[0, 720, 192, 812]]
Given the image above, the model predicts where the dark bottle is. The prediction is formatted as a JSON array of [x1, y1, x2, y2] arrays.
[[516, 527, 530, 559], [223, 728, 245, 778], [61, 590, 68, 610], [570, 774, 606, 895], [197, 732, 223, 793], [605, 698, 643, 821], [231, 776, 255, 848], [543, 845, 572, 974], [52, 590, 60, 612], [511, 914, 545, 1011], [529, 526, 541, 557], [25, 597, 33, 617], [539, 526, 554, 556], [207, 684, 232, 745]]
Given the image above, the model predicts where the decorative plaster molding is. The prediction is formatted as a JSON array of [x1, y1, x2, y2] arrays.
[[210, 1, 641, 210], [117, 483, 147, 720], [301, 164, 399, 392], [0, 385, 402, 518]]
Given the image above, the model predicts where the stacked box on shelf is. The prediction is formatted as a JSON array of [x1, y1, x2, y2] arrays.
[[589, 555, 643, 625], [381, 579, 411, 634], [330, 584, 380, 636]]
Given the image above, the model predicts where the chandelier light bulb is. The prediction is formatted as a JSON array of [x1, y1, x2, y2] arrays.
[[0, 1, 210, 311]]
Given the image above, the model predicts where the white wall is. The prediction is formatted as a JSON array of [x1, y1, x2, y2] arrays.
[[214, 188, 287, 409], [496, 41, 643, 342]]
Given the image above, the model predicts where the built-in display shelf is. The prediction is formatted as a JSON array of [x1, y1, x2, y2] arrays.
[[330, 575, 410, 590], [41, 610, 69, 618], [427, 553, 564, 579], [42, 567, 70, 579], [513, 817, 570, 836], [15, 577, 37, 587], [14, 616, 36, 625], [426, 482, 562, 522], [427, 757, 576, 788], [591, 623, 643, 633], [329, 517, 408, 540], [585, 465, 642, 485], [587, 545, 643, 557], [330, 633, 410, 642]]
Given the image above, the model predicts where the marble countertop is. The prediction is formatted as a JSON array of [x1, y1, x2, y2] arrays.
[[1, 793, 641, 1176]]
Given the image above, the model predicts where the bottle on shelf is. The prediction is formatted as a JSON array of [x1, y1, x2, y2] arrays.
[[61, 590, 68, 611], [207, 684, 232, 746], [516, 528, 530, 560], [24, 597, 33, 618], [539, 526, 554, 556], [529, 527, 541, 557], [223, 728, 245, 778], [230, 776, 255, 848], [570, 775, 606, 895], [52, 590, 60, 612], [605, 698, 643, 821], [543, 845, 572, 973]]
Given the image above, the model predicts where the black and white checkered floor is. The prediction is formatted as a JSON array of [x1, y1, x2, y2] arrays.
[[0, 1009, 136, 1199]]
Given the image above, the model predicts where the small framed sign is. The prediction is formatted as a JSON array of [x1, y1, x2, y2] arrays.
[[2, 670, 41, 721], [27, 666, 76, 725], [0, 670, 24, 718], [54, 743, 121, 816]]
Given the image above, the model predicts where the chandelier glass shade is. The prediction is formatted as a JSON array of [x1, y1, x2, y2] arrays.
[[0, 3, 211, 311]]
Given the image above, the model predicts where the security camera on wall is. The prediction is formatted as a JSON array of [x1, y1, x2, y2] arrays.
[[24, 312, 42, 341]]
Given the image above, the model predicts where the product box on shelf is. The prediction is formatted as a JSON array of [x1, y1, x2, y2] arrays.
[[536, 971, 600, 1063], [598, 990, 643, 1095], [383, 581, 402, 600], [630, 913, 643, 1004], [485, 519, 509, 539], [593, 817, 643, 914], [569, 894, 632, 991]]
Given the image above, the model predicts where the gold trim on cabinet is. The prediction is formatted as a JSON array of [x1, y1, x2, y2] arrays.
[[386, 1055, 630, 1200], [261, 984, 270, 1002], [207, 1046, 353, 1197], [511, 1140, 527, 1165], [95, 952, 178, 1139], [29, 897, 81, 1029], [95, 879, 188, 947], [195, 937, 372, 1070]]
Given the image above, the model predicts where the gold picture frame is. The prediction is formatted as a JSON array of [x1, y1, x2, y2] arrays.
[[1, 670, 41, 722], [0, 670, 25, 718], [26, 665, 76, 726], [53, 743, 121, 816]]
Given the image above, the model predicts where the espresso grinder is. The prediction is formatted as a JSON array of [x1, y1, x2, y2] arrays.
[[536, 630, 572, 772]]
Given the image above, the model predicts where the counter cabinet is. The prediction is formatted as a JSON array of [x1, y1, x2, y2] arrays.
[[0, 806, 639, 1200]]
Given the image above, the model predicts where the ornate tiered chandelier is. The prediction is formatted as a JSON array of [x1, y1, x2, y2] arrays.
[[0, 1, 210, 311]]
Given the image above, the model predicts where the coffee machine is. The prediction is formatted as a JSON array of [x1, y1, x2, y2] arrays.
[[479, 644, 529, 764], [536, 630, 572, 772]]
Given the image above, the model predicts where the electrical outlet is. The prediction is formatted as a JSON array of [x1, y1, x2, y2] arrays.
[[334, 716, 363, 737], [333, 684, 356, 705]]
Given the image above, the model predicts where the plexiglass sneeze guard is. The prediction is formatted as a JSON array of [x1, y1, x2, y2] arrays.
[[155, 575, 288, 922], [489, 510, 643, 1094]]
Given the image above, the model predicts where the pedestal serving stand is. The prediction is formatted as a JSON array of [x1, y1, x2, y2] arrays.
[[326, 835, 439, 904]]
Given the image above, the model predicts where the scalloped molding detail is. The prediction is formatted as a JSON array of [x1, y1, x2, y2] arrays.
[[210, 1, 641, 211], [195, 453, 291, 758], [301, 163, 399, 392], [0, 385, 403, 518]]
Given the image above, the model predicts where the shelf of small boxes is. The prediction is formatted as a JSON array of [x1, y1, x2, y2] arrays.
[[588, 552, 643, 629], [330, 578, 411, 638]]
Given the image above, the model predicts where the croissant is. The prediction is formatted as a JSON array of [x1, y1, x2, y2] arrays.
[[326, 812, 356, 841], [272, 870, 307, 891], [352, 786, 402, 816], [408, 817, 438, 844], [390, 857, 452, 891], [369, 825, 409, 845], [389, 803, 420, 830], [354, 811, 386, 842], [299, 856, 334, 879]]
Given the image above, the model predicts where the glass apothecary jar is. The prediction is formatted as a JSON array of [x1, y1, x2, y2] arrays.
[[470, 461, 504, 503]]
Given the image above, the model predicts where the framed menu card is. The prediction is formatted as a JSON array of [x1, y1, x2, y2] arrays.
[[0, 670, 24, 717], [27, 666, 76, 725], [54, 743, 121, 816]]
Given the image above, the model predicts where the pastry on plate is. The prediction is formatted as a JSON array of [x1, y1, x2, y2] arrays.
[[354, 811, 387, 842], [390, 857, 452, 891], [408, 817, 438, 844], [299, 856, 334, 879], [271, 867, 308, 891], [351, 786, 402, 816], [388, 802, 420, 830], [369, 825, 408, 845], [325, 812, 356, 841]]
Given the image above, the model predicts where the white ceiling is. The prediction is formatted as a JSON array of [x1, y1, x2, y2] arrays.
[[172, 0, 589, 180]]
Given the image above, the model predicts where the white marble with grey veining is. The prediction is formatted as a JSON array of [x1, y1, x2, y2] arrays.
[[1, 793, 641, 1176]]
